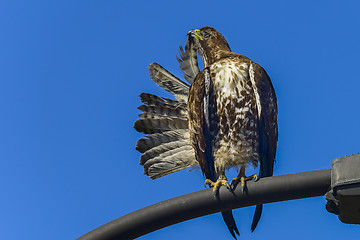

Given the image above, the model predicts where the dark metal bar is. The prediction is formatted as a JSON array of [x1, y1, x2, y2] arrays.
[[77, 169, 331, 240]]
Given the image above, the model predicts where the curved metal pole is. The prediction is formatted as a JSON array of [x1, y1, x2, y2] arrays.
[[77, 169, 331, 240]]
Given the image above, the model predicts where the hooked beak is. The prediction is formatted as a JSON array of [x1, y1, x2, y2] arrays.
[[187, 29, 203, 40]]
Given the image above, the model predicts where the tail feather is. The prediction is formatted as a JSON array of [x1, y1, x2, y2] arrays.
[[250, 121, 275, 232], [221, 211, 240, 239], [251, 204, 263, 232]]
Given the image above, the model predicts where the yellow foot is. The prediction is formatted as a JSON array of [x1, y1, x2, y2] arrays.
[[204, 175, 231, 195], [231, 174, 258, 191]]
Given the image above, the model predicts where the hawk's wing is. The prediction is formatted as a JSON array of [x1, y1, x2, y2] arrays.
[[148, 63, 190, 103], [177, 37, 200, 85], [249, 62, 278, 231], [134, 63, 197, 179], [188, 68, 217, 180], [250, 62, 278, 178]]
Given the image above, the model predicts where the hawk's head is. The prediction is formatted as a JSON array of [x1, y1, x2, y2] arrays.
[[188, 26, 231, 66]]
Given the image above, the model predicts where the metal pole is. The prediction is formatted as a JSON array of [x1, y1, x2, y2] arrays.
[[77, 169, 331, 240]]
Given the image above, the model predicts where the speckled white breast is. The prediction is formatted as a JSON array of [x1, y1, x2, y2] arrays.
[[209, 58, 260, 170]]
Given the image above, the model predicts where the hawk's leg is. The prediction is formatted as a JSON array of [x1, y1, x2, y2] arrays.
[[204, 169, 231, 195], [231, 166, 258, 192]]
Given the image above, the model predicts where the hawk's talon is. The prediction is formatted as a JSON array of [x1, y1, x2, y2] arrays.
[[204, 179, 214, 188], [225, 182, 232, 192], [231, 170, 259, 192], [204, 176, 230, 195], [230, 177, 240, 190]]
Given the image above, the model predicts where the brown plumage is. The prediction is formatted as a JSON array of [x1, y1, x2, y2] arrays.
[[188, 27, 277, 173], [186, 27, 277, 238], [134, 26, 278, 238]]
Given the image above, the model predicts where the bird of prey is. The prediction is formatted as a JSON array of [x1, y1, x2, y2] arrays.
[[134, 26, 278, 239]]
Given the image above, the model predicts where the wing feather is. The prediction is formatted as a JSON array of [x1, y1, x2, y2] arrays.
[[188, 69, 216, 180], [145, 146, 196, 179], [249, 61, 278, 232], [177, 37, 200, 84], [134, 63, 195, 179], [140, 140, 189, 165], [138, 105, 186, 118], [148, 63, 190, 102], [134, 117, 188, 134], [139, 93, 187, 111], [250, 62, 278, 177], [136, 130, 189, 153]]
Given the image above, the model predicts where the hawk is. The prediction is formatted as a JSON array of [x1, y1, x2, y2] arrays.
[[134, 26, 278, 239]]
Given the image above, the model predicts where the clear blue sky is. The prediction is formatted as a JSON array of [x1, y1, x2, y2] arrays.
[[1, 1, 359, 239]]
